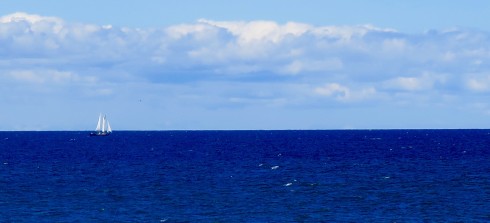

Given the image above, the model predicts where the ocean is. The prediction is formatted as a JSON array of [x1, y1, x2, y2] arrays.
[[1, 130, 489, 222]]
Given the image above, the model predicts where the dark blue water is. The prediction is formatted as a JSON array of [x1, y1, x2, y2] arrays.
[[1, 130, 490, 222]]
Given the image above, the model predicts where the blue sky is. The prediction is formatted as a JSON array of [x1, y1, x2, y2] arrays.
[[1, 1, 490, 130], [2, 1, 490, 32]]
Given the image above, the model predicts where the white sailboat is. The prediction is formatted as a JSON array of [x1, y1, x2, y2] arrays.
[[90, 113, 112, 136]]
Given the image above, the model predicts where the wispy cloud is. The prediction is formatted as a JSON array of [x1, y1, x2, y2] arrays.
[[2, 12, 490, 129]]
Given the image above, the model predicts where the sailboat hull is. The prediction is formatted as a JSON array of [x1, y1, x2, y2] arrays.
[[90, 131, 111, 136]]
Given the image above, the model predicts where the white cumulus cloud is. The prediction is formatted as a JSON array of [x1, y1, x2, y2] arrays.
[[3, 12, 490, 129]]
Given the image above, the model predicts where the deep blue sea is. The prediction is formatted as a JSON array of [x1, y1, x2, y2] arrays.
[[1, 130, 490, 222]]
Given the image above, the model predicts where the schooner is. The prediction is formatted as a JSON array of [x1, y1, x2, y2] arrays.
[[90, 113, 112, 136]]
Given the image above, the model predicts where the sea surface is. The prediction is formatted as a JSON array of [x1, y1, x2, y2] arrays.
[[1, 130, 490, 222]]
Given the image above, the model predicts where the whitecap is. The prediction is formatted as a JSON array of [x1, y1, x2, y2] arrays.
[[271, 165, 279, 170]]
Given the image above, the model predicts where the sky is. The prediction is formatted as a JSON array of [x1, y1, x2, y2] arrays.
[[1, 1, 490, 130]]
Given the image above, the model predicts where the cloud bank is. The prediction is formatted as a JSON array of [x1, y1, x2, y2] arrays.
[[2, 12, 490, 129]]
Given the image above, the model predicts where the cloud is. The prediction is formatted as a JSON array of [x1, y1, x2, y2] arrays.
[[281, 58, 343, 75], [3, 12, 490, 129], [382, 72, 448, 91], [1, 13, 486, 83], [197, 19, 311, 44], [314, 83, 377, 102], [1, 13, 488, 85], [465, 73, 490, 92], [0, 12, 61, 24], [5, 69, 96, 84]]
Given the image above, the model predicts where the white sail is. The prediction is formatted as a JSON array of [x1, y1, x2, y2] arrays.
[[91, 113, 112, 136], [107, 120, 112, 133], [95, 113, 102, 131], [102, 115, 106, 132]]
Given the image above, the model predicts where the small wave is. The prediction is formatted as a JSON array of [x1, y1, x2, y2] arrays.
[[271, 165, 279, 170]]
